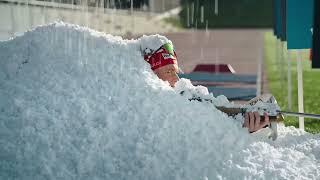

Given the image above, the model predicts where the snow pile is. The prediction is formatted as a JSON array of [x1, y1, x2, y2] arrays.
[[0, 22, 319, 180]]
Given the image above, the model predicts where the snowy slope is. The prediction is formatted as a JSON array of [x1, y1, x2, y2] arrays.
[[0, 22, 319, 180]]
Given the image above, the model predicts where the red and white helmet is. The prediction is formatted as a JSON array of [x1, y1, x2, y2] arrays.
[[143, 42, 177, 71]]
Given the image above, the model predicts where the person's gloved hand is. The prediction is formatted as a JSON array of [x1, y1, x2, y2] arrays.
[[243, 112, 270, 133]]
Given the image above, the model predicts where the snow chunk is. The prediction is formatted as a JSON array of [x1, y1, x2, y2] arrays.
[[174, 78, 231, 106]]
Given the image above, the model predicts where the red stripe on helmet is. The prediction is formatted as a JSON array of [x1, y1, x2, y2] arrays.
[[144, 46, 177, 70]]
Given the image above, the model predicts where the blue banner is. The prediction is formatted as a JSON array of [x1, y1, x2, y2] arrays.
[[286, 0, 314, 49], [280, 0, 286, 41], [274, 0, 281, 39], [273, 0, 277, 36], [312, 0, 320, 68]]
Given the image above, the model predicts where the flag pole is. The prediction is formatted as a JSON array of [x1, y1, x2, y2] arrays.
[[297, 50, 304, 130]]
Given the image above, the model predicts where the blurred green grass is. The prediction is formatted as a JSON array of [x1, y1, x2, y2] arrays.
[[264, 32, 320, 134]]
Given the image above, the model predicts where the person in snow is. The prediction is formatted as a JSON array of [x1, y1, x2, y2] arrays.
[[142, 39, 270, 133], [143, 41, 179, 87]]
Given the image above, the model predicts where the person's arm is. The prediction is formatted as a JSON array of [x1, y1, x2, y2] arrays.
[[216, 106, 271, 133], [184, 95, 275, 133]]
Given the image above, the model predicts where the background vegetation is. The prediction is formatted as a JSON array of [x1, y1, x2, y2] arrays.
[[265, 32, 320, 134], [179, 0, 273, 28]]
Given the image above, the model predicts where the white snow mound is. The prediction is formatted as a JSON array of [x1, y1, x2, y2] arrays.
[[0, 22, 319, 180]]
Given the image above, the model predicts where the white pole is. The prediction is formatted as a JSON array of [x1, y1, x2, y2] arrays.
[[297, 50, 304, 130], [10, 4, 15, 37], [201, 6, 204, 23], [28, 0, 34, 28], [276, 39, 284, 98], [215, 0, 218, 15], [131, 0, 133, 13], [44, 1, 48, 24], [162, 0, 165, 12], [26, 0, 30, 29], [187, 4, 190, 27], [256, 47, 262, 97], [280, 41, 285, 97], [149, 0, 154, 13], [131, 0, 135, 34], [191, 2, 194, 25], [275, 39, 279, 73], [281, 42, 285, 81], [86, 0, 89, 28], [287, 50, 292, 111]]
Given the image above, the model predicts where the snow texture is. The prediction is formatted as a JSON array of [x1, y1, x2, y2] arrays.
[[0, 22, 319, 180]]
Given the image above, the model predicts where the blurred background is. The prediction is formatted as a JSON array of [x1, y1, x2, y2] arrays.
[[1, 0, 319, 133], [0, 0, 181, 39], [0, 0, 272, 40]]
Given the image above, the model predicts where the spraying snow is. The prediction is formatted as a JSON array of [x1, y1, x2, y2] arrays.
[[0, 22, 319, 180]]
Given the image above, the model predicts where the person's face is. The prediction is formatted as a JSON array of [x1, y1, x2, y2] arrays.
[[153, 62, 179, 87]]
